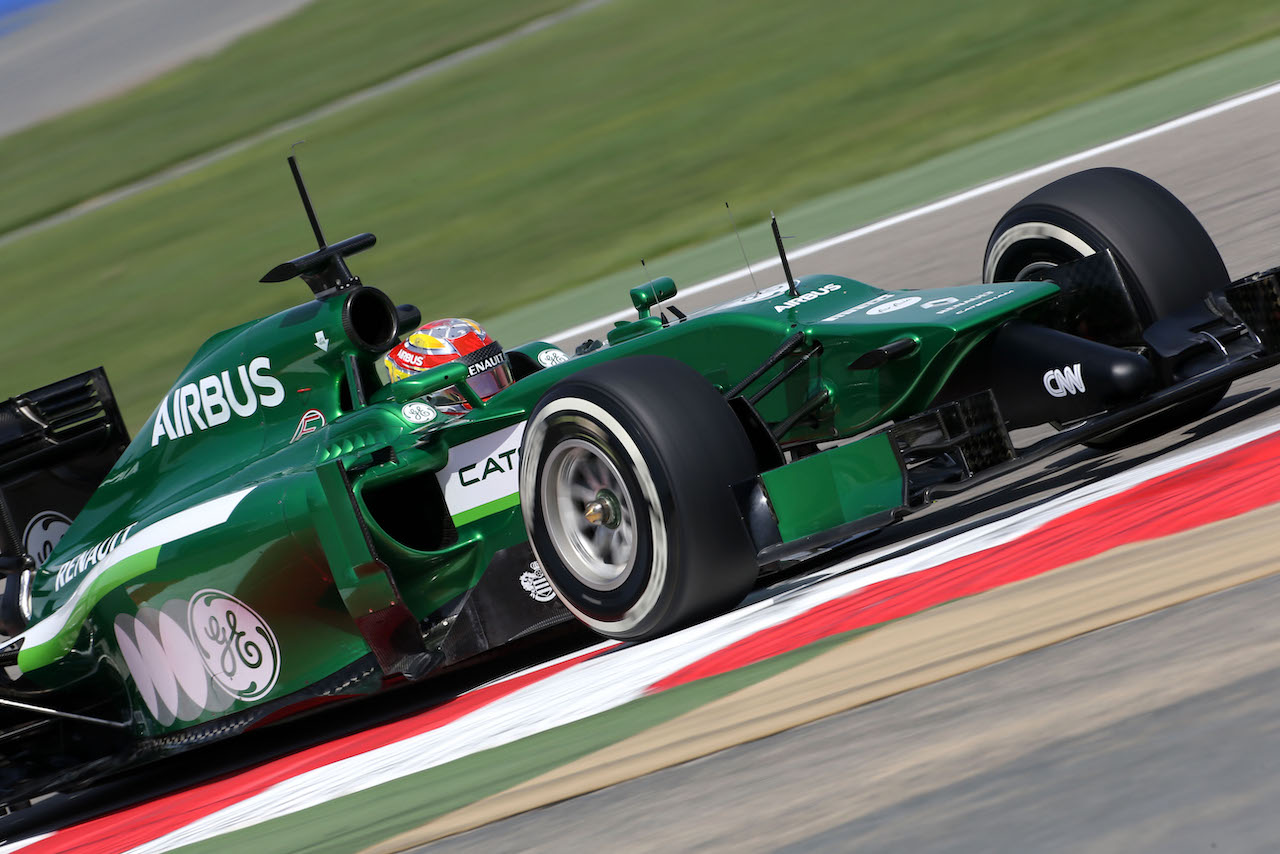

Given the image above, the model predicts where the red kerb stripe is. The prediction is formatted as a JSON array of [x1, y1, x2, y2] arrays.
[[28, 646, 608, 854], [651, 430, 1280, 692]]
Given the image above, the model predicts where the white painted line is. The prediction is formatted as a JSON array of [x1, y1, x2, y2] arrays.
[[122, 415, 1280, 854], [547, 78, 1280, 345]]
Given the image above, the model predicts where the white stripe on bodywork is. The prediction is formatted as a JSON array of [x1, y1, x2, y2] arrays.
[[124, 417, 1280, 854], [7, 488, 254, 668], [436, 422, 525, 518]]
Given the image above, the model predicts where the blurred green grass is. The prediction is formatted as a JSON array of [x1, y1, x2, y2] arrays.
[[0, 0, 578, 234], [3, 0, 1279, 428]]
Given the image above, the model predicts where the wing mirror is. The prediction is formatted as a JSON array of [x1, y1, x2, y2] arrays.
[[371, 361, 482, 409], [629, 276, 677, 319]]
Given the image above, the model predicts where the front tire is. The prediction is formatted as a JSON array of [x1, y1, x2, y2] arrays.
[[520, 356, 758, 641], [983, 167, 1230, 449], [984, 167, 1229, 321]]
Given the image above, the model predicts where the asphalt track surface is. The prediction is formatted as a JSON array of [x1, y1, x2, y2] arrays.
[[425, 573, 1280, 854], [411, 92, 1280, 850]]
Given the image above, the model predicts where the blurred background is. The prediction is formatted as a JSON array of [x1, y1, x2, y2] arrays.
[[2, 0, 1280, 428]]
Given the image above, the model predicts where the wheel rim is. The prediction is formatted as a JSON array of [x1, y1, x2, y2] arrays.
[[985, 221, 1094, 283], [1012, 259, 1061, 281], [540, 438, 638, 591]]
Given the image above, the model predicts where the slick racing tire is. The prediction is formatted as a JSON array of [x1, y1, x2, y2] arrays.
[[983, 167, 1230, 450], [520, 355, 758, 641]]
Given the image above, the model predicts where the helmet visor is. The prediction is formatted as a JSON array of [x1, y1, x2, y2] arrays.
[[467, 362, 513, 400]]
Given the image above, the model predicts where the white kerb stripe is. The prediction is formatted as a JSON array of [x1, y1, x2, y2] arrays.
[[0, 833, 53, 853]]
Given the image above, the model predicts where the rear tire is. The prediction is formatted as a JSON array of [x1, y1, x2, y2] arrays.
[[983, 167, 1229, 449], [519, 356, 759, 641]]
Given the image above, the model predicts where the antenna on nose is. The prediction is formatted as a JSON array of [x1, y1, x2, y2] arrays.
[[771, 212, 797, 297], [725, 202, 758, 292]]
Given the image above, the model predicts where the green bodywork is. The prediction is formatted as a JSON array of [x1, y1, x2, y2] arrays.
[[761, 433, 906, 544], [13, 271, 1057, 736]]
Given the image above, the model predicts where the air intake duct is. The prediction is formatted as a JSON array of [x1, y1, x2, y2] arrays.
[[342, 286, 400, 353]]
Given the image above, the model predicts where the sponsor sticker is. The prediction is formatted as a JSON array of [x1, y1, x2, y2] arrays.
[[537, 348, 569, 368], [188, 589, 281, 702], [437, 422, 526, 524], [773, 283, 841, 313], [519, 561, 557, 602], [933, 288, 1017, 316], [467, 354, 505, 377], [151, 356, 285, 447], [101, 460, 140, 486], [1044, 363, 1086, 397], [53, 522, 140, 589], [720, 283, 791, 308], [823, 293, 893, 322], [401, 402, 439, 424], [114, 587, 281, 725], [823, 289, 1018, 322], [921, 296, 961, 309], [291, 409, 326, 442], [866, 295, 923, 315], [23, 511, 71, 568], [954, 288, 1015, 315]]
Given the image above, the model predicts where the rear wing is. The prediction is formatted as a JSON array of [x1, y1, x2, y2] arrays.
[[0, 369, 130, 565]]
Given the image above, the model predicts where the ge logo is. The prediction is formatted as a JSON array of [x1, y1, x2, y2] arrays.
[[401, 402, 439, 424], [23, 510, 72, 567], [188, 589, 281, 701], [537, 348, 569, 368]]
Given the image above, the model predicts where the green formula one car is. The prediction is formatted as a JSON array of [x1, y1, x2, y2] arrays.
[[3, 161, 1280, 802]]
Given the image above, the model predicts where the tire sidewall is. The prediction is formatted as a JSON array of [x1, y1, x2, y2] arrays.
[[521, 392, 675, 638], [984, 206, 1157, 324], [983, 216, 1097, 283], [982, 167, 1232, 447], [983, 167, 1229, 326]]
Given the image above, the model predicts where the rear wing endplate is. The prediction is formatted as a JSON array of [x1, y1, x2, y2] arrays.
[[0, 369, 130, 562]]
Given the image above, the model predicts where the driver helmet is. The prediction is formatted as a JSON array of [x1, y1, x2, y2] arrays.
[[384, 318, 513, 414]]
